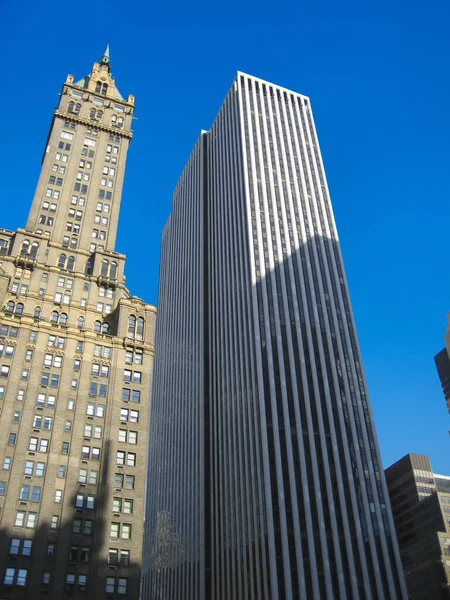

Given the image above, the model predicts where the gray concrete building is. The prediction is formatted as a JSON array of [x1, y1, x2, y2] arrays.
[[0, 48, 155, 599], [143, 72, 407, 599], [385, 454, 450, 599]]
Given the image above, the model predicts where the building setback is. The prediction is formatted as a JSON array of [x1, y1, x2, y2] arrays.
[[0, 49, 155, 599], [385, 454, 450, 599], [143, 72, 407, 599]]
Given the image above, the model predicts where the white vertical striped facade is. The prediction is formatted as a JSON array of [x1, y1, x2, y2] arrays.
[[143, 73, 408, 600]]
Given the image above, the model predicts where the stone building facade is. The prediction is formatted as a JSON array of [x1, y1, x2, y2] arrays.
[[0, 48, 155, 599]]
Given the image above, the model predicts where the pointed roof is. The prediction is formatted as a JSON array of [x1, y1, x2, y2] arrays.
[[72, 46, 124, 100]]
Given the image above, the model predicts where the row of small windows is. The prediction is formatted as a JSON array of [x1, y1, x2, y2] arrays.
[[4, 302, 111, 333]]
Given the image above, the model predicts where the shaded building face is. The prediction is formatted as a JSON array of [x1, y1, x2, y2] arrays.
[[144, 73, 407, 599], [0, 49, 155, 599], [385, 454, 450, 600]]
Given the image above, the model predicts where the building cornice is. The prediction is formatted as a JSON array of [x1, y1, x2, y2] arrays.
[[55, 110, 133, 141]]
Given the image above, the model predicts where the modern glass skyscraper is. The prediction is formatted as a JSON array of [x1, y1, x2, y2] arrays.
[[143, 72, 407, 600]]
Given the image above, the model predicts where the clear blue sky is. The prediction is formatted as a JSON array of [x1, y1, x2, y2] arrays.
[[1, 0, 449, 473]]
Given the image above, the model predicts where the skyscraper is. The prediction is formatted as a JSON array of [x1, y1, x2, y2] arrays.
[[0, 49, 155, 599], [385, 454, 450, 599], [143, 72, 407, 599]]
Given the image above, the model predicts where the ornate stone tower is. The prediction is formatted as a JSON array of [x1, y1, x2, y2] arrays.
[[0, 48, 155, 599]]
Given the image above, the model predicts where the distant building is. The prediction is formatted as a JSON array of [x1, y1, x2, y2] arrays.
[[0, 48, 155, 599], [143, 71, 407, 600], [435, 346, 450, 425], [385, 454, 450, 599]]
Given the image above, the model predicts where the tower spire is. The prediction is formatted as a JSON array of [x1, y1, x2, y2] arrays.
[[99, 44, 110, 70]]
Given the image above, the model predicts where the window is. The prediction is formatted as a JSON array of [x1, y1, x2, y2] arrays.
[[62, 441, 69, 454], [58, 465, 66, 478], [55, 489, 63, 503], [4, 568, 28, 587], [110, 522, 120, 538], [1, 365, 10, 377], [106, 577, 128, 595], [8, 433, 16, 446], [118, 430, 137, 444], [48, 334, 66, 348], [15, 511, 25, 527], [123, 499, 133, 514], [42, 572, 51, 585], [10, 538, 32, 556], [77, 316, 84, 329], [23, 461, 44, 477], [125, 475, 135, 490], [76, 494, 95, 510], [51, 515, 59, 529], [3, 457, 12, 469], [19, 485, 30, 501], [31, 486, 41, 502], [0, 481, 6, 495]]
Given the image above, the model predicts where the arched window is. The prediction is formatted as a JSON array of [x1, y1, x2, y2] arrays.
[[21, 240, 30, 257], [6, 301, 15, 313], [30, 242, 39, 259], [102, 322, 110, 334], [90, 108, 96, 120], [60, 313, 68, 326], [117, 117, 124, 129], [67, 256, 75, 271], [34, 306, 41, 319], [77, 316, 84, 329], [94, 320, 101, 333], [0, 239, 8, 255], [75, 103, 81, 114], [109, 262, 117, 279], [136, 317, 144, 341], [15, 303, 24, 316], [95, 81, 102, 93], [68, 101, 75, 113], [97, 110, 103, 120], [85, 259, 92, 275], [101, 260, 109, 278], [128, 316, 136, 339], [102, 83, 108, 96], [51, 311, 59, 324], [58, 254, 66, 269]]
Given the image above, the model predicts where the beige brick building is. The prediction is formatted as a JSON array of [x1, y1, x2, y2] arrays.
[[0, 47, 155, 599]]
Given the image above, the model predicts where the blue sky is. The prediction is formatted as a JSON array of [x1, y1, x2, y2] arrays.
[[1, 0, 449, 473]]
